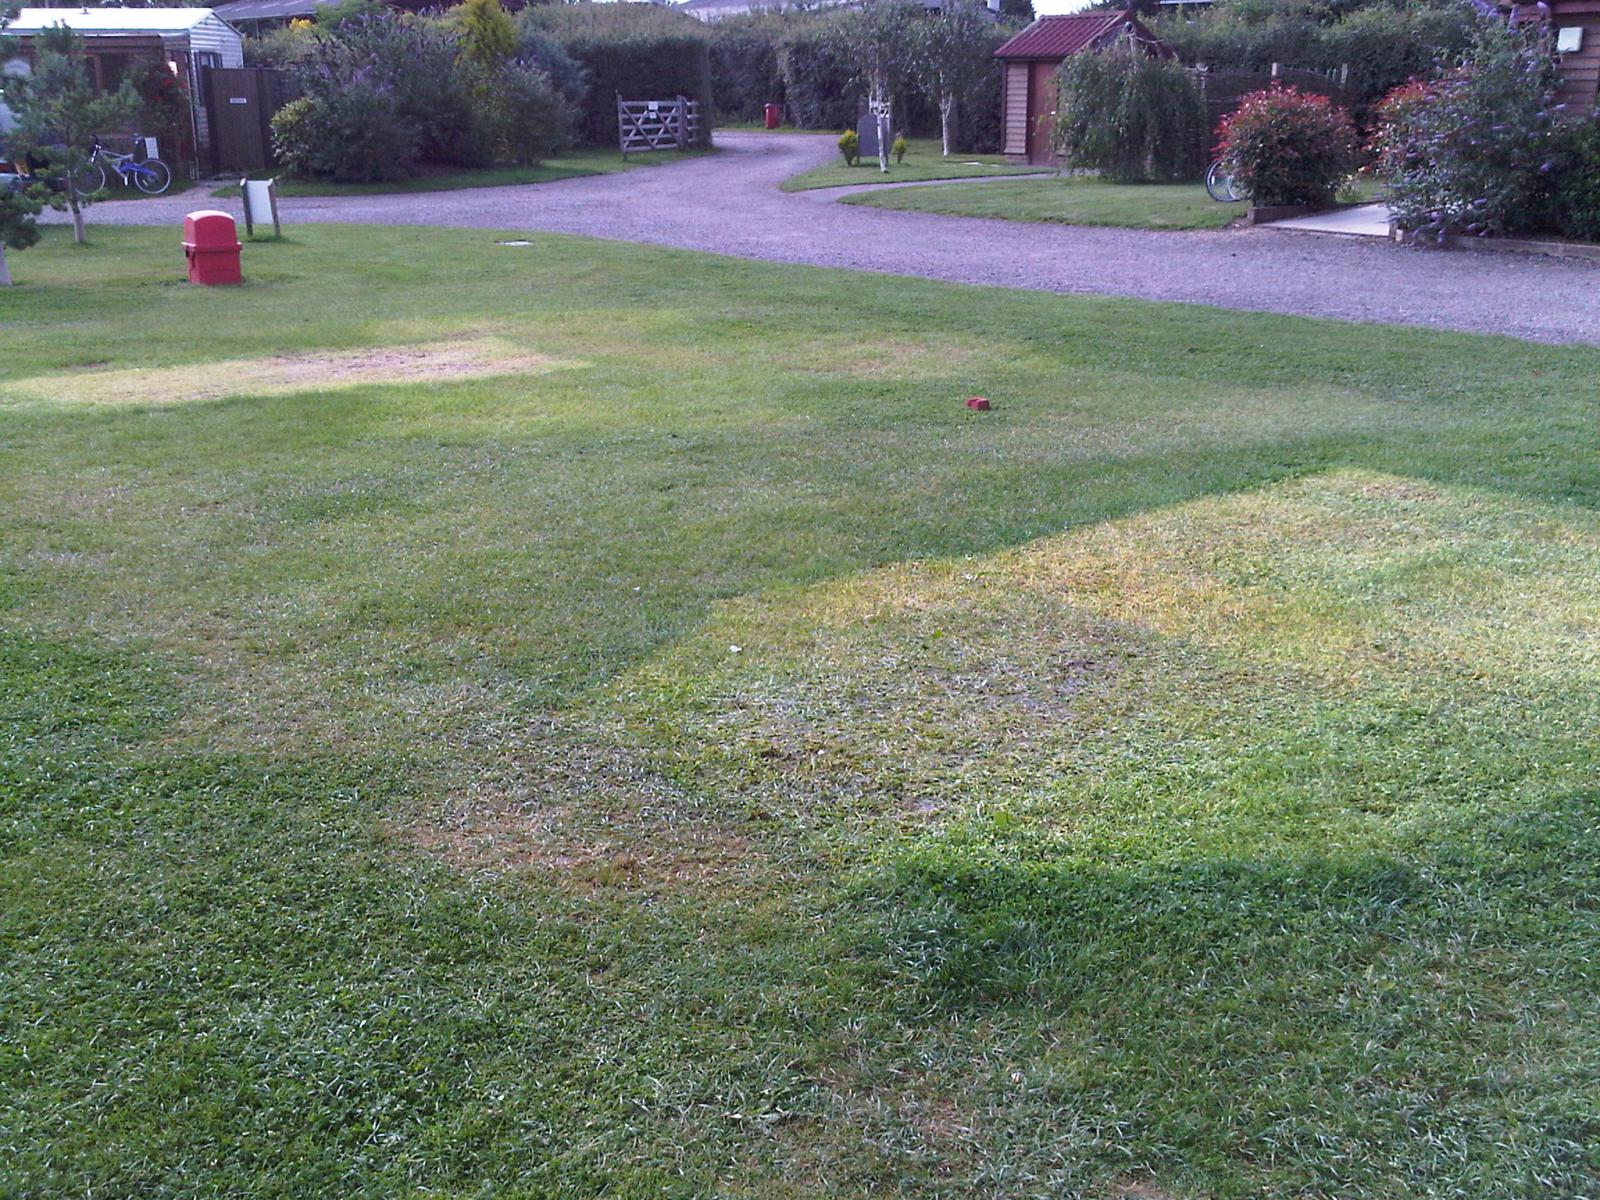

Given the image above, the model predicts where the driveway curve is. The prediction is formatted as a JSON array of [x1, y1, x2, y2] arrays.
[[71, 130, 1600, 346]]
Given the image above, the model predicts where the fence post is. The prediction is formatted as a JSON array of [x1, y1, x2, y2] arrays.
[[617, 92, 628, 157], [675, 95, 687, 151]]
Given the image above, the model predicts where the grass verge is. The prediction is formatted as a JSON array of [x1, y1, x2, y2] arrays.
[[779, 136, 1048, 192], [843, 175, 1243, 229], [211, 146, 711, 198], [2, 224, 1598, 1198]]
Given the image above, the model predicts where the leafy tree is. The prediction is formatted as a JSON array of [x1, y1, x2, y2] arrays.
[[0, 3, 41, 287], [1055, 41, 1207, 181], [998, 0, 1035, 23], [11, 25, 138, 245], [833, 0, 922, 172], [0, 180, 43, 287], [912, 0, 995, 157], [455, 0, 517, 74]]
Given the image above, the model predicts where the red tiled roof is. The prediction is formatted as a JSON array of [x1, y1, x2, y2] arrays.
[[994, 11, 1132, 59]]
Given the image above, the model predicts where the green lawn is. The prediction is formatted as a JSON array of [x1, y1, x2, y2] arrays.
[[779, 135, 1049, 191], [3, 226, 1599, 1198], [213, 146, 710, 198], [844, 175, 1243, 229]]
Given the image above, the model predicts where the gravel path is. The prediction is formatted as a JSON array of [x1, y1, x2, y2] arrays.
[[70, 130, 1600, 346]]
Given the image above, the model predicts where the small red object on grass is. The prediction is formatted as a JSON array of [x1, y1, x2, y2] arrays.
[[966, 396, 991, 411]]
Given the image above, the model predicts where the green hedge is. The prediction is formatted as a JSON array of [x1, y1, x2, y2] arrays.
[[708, 14, 787, 125], [521, 4, 713, 148], [777, 19, 858, 132], [1157, 0, 1482, 111]]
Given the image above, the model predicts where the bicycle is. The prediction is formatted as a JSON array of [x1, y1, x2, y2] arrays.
[[1205, 157, 1245, 203], [71, 138, 173, 196]]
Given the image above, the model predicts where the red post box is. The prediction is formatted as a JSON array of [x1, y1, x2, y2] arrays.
[[182, 210, 242, 286], [764, 103, 781, 130]]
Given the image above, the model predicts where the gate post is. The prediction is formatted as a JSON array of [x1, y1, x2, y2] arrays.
[[675, 95, 688, 151]]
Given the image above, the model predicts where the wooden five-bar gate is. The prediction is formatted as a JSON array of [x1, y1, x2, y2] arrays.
[[616, 96, 704, 156]]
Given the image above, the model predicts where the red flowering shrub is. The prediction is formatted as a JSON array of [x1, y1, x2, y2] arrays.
[[131, 57, 188, 147], [1216, 85, 1360, 207], [1368, 78, 1431, 175]]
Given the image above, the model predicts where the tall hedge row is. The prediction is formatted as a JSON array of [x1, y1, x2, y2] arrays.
[[521, 4, 714, 148], [1156, 0, 1482, 112], [706, 14, 786, 124], [775, 22, 859, 132]]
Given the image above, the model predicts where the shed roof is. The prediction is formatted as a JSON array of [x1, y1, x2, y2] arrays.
[[211, 0, 334, 20], [5, 7, 233, 36], [994, 11, 1133, 59]]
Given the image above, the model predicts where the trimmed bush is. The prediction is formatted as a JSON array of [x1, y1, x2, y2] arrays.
[[520, 5, 712, 149], [469, 62, 571, 166], [271, 80, 415, 182], [1055, 43, 1207, 182], [514, 25, 588, 108], [1216, 85, 1359, 206], [838, 128, 859, 166], [1380, 29, 1564, 239], [1552, 118, 1600, 242]]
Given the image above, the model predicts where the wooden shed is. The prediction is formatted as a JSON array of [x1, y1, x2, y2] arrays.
[[995, 11, 1171, 165], [1534, 1, 1600, 112], [3, 8, 244, 167]]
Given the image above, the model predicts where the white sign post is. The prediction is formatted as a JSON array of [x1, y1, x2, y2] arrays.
[[240, 177, 281, 239]]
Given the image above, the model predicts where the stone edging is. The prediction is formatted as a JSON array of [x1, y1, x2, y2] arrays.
[[1392, 227, 1600, 263]]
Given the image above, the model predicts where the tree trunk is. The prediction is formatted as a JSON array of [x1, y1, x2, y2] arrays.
[[69, 194, 86, 245], [0, 242, 10, 287], [940, 95, 957, 158]]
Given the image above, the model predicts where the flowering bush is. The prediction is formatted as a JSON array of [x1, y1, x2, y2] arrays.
[[271, 9, 575, 180], [1368, 78, 1430, 175], [1216, 85, 1360, 207], [1380, 29, 1564, 240]]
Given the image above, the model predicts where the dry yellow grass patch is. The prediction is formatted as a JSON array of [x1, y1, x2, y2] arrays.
[[4, 337, 579, 407]]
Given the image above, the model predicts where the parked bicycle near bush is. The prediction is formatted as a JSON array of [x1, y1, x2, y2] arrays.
[[1205, 157, 1245, 203], [70, 137, 173, 196]]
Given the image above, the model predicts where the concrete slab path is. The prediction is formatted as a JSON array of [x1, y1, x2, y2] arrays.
[[1268, 203, 1394, 239], [57, 132, 1600, 346]]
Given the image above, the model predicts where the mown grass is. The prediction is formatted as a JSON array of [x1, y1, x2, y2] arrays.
[[843, 175, 1242, 230], [2, 225, 1598, 1198], [778, 136, 1047, 191], [212, 146, 711, 198]]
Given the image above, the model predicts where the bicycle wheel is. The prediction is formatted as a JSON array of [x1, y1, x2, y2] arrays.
[[1205, 158, 1241, 204], [134, 158, 172, 195], [69, 161, 106, 196]]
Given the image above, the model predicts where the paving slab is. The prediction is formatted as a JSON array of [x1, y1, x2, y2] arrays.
[[1268, 203, 1394, 239]]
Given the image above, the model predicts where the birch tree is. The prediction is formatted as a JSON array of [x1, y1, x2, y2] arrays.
[[913, 0, 996, 158], [835, 0, 920, 173]]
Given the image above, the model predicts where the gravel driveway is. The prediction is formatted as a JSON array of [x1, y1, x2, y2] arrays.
[[67, 130, 1600, 345]]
